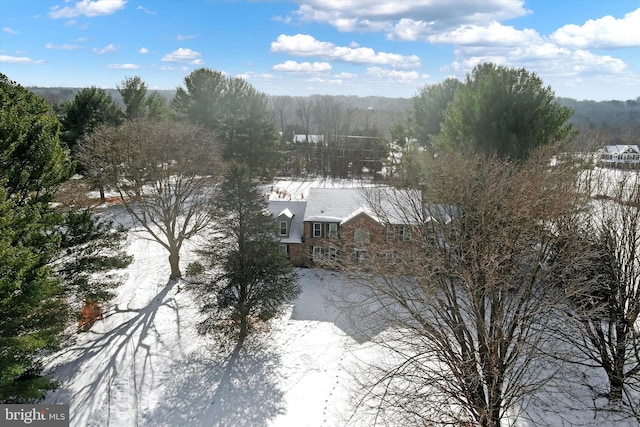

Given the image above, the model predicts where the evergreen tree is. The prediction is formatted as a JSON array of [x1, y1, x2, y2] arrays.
[[435, 63, 573, 160], [188, 162, 299, 343], [57, 86, 123, 153], [0, 74, 71, 402], [54, 209, 132, 312], [173, 68, 280, 178], [117, 76, 168, 120], [412, 78, 462, 148]]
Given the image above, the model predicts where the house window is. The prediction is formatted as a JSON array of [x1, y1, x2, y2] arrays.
[[352, 249, 367, 264], [382, 249, 395, 263], [279, 221, 288, 236], [401, 226, 412, 241], [328, 223, 338, 238], [312, 246, 322, 262], [328, 246, 338, 260], [354, 228, 370, 245], [279, 244, 289, 257], [385, 226, 396, 242], [313, 223, 322, 238]]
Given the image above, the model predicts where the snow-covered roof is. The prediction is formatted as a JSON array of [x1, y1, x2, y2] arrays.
[[292, 134, 324, 144], [599, 145, 640, 154], [304, 187, 422, 225], [423, 203, 461, 225], [267, 200, 306, 244], [339, 206, 380, 225], [278, 208, 293, 219]]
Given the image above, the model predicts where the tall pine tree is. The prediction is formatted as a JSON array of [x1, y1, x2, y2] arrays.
[[0, 74, 71, 402], [188, 162, 299, 344]]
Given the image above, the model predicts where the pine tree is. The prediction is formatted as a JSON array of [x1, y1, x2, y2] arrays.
[[0, 74, 71, 402], [188, 162, 299, 344], [54, 209, 132, 316]]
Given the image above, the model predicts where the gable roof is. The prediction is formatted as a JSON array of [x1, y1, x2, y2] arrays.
[[267, 200, 307, 244], [600, 145, 640, 154], [304, 187, 422, 225]]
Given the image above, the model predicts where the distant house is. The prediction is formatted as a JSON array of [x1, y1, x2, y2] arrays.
[[597, 145, 640, 169], [291, 134, 324, 145], [269, 187, 457, 268]]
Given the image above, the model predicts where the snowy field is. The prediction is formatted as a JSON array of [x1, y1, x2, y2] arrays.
[[42, 177, 639, 427]]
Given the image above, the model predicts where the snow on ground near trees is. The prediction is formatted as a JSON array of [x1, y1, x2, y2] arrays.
[[43, 177, 639, 427]]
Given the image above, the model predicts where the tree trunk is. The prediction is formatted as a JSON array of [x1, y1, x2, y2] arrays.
[[609, 373, 624, 403], [239, 312, 248, 342], [99, 186, 105, 203], [168, 250, 181, 280]]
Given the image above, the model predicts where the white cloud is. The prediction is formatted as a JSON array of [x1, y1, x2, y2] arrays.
[[306, 76, 344, 85], [289, 0, 529, 36], [236, 72, 276, 80], [427, 22, 542, 46], [49, 0, 127, 19], [3, 27, 18, 35], [334, 72, 357, 79], [136, 5, 155, 15], [271, 34, 420, 68], [160, 65, 189, 71], [365, 66, 420, 82], [0, 55, 44, 64], [161, 48, 203, 65], [45, 42, 80, 50], [443, 39, 631, 89], [107, 63, 139, 69], [93, 43, 116, 54], [273, 60, 332, 73], [551, 8, 640, 49], [177, 33, 198, 41], [139, 47, 149, 54]]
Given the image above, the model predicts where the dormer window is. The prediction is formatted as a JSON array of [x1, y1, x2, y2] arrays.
[[279, 220, 288, 236]]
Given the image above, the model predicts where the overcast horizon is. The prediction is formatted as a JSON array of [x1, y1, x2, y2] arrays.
[[1, 0, 639, 101]]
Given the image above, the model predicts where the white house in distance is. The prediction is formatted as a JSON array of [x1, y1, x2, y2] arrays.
[[597, 145, 640, 169]]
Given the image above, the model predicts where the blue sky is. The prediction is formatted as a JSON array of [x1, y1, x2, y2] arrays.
[[1, 0, 639, 100]]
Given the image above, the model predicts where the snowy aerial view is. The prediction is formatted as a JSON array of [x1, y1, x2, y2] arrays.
[[36, 177, 638, 427], [2, 2, 640, 426]]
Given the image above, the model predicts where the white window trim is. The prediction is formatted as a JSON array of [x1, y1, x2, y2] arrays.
[[279, 221, 288, 236], [313, 222, 322, 238], [328, 223, 338, 238], [312, 246, 322, 262]]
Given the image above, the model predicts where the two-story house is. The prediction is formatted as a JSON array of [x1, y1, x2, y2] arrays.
[[269, 187, 458, 268], [303, 187, 418, 268]]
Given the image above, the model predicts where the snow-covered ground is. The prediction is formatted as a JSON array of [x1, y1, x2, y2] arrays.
[[42, 177, 639, 427]]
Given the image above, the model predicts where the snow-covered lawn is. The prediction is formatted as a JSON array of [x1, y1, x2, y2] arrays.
[[42, 177, 639, 427], [43, 220, 368, 426]]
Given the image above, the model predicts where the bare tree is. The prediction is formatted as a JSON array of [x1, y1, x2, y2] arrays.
[[344, 149, 584, 426], [551, 169, 640, 417], [77, 118, 221, 280]]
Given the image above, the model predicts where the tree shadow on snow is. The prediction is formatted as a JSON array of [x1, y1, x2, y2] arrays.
[[290, 270, 387, 344], [44, 278, 185, 426], [146, 338, 285, 427]]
